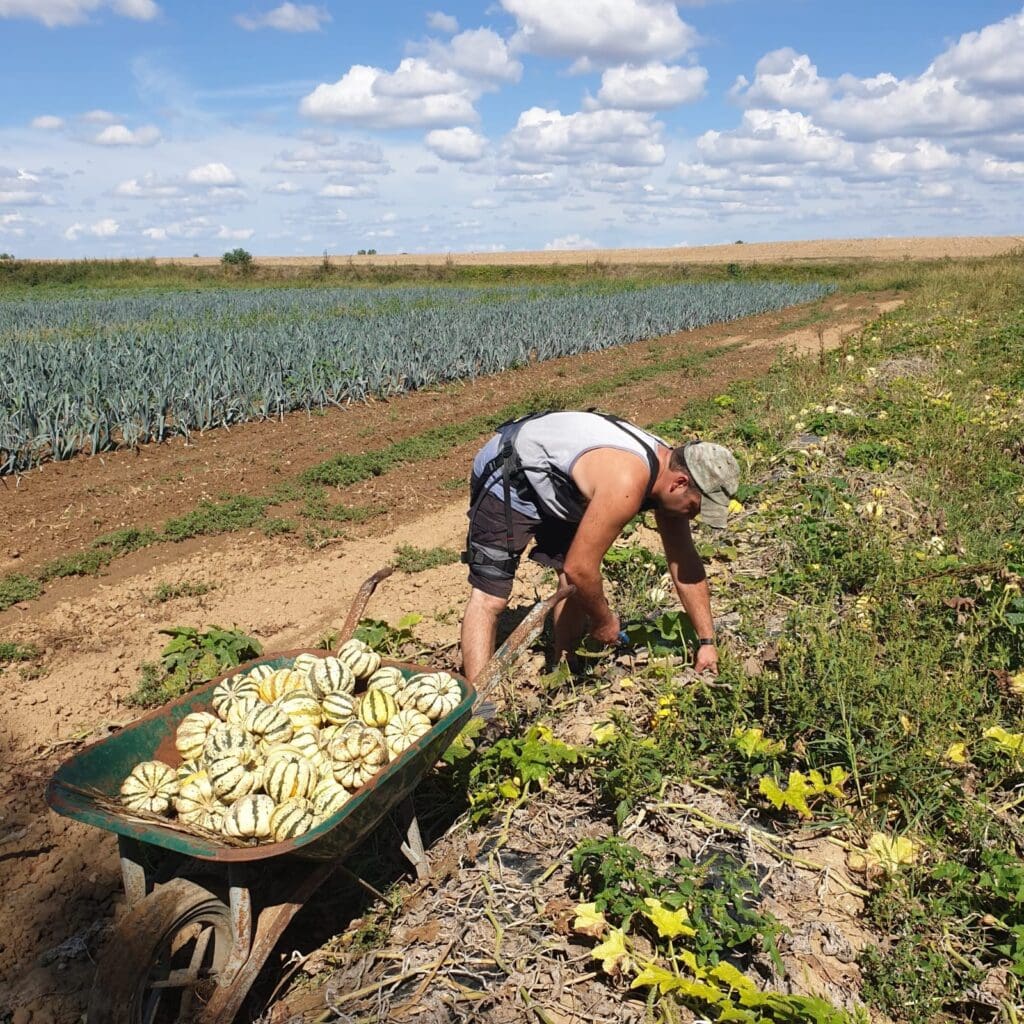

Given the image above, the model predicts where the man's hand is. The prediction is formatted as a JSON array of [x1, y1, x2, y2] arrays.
[[695, 642, 719, 675], [590, 612, 622, 647]]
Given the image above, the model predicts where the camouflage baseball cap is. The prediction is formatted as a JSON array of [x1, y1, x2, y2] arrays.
[[683, 439, 740, 529]]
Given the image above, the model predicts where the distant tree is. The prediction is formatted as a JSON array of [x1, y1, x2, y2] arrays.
[[357, 248, 367, 255], [0, 252, 14, 260], [221, 247, 254, 270], [367, 248, 377, 255], [734, 240, 744, 244]]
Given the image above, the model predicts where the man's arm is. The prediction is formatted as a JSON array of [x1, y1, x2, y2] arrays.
[[564, 452, 648, 644], [654, 508, 718, 673]]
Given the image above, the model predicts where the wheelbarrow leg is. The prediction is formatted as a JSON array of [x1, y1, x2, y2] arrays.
[[118, 834, 149, 909], [198, 861, 338, 1024], [398, 796, 431, 883]]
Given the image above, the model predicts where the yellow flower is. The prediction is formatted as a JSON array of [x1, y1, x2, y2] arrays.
[[1009, 671, 1024, 696], [728, 498, 744, 515], [944, 743, 967, 765], [590, 722, 617, 744], [619, 676, 635, 689]]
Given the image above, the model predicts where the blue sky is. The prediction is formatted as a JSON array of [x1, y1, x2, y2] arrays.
[[1, 0, 1022, 257]]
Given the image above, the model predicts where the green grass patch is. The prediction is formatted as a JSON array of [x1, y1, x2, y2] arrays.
[[393, 544, 460, 573], [162, 495, 272, 541], [0, 641, 38, 663], [0, 573, 43, 611], [151, 580, 216, 603]]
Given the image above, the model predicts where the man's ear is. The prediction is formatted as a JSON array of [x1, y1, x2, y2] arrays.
[[669, 471, 691, 493]]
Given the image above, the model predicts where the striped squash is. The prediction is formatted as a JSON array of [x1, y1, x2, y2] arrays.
[[222, 694, 263, 726], [244, 703, 294, 750], [120, 761, 178, 815], [329, 727, 388, 791], [366, 665, 405, 698], [311, 779, 350, 822], [275, 691, 322, 730], [403, 672, 461, 721], [263, 750, 318, 803], [289, 726, 331, 773], [358, 689, 397, 728], [211, 675, 260, 717], [269, 798, 315, 841], [336, 639, 381, 680], [384, 708, 432, 758], [307, 657, 356, 699], [257, 668, 307, 704], [174, 773, 224, 832], [223, 794, 275, 840], [202, 722, 253, 763], [321, 692, 356, 726], [208, 750, 264, 802], [174, 711, 220, 762], [292, 652, 321, 676], [176, 758, 203, 784], [245, 664, 276, 684]]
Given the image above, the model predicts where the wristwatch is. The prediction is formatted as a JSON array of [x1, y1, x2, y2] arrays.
[[698, 638, 716, 647]]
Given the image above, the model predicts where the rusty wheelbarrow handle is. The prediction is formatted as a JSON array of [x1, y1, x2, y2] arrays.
[[338, 566, 395, 644], [472, 583, 576, 709]]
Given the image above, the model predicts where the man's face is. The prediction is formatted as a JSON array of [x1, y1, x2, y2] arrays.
[[663, 477, 702, 519]]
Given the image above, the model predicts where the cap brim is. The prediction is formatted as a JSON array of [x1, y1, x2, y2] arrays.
[[699, 498, 729, 530]]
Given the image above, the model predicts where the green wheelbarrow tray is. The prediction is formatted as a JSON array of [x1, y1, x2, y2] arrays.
[[45, 650, 474, 863]]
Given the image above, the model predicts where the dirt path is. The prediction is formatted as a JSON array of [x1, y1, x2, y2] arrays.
[[0, 293, 900, 1022]]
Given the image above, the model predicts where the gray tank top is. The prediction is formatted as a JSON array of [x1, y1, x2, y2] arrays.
[[472, 411, 668, 521]]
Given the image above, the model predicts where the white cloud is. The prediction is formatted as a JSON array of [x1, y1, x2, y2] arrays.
[[0, 190, 55, 206], [470, 197, 498, 208], [300, 64, 476, 127], [372, 58, 463, 99], [82, 109, 118, 123], [0, 0, 157, 27], [216, 225, 255, 240], [318, 183, 375, 198], [425, 126, 487, 162], [31, 115, 64, 129], [92, 123, 161, 146], [186, 162, 238, 185], [862, 139, 958, 177], [0, 212, 32, 236], [426, 10, 458, 33], [266, 180, 302, 193], [503, 0, 697, 69], [544, 233, 599, 250], [730, 48, 831, 109], [595, 61, 707, 109], [267, 142, 390, 175], [932, 10, 1024, 97], [508, 106, 665, 167], [974, 154, 1024, 182], [236, 3, 329, 32], [115, 174, 180, 198], [65, 217, 118, 240], [697, 109, 854, 169], [439, 28, 522, 85]]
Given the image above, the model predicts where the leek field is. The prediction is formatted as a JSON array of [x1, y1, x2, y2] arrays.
[[0, 280, 831, 475]]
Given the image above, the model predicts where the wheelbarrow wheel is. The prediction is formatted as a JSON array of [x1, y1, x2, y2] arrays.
[[88, 877, 234, 1024]]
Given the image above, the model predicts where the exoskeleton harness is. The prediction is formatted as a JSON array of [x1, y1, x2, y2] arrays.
[[461, 411, 662, 579]]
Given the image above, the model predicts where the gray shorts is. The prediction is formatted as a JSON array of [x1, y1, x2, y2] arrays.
[[465, 488, 578, 599]]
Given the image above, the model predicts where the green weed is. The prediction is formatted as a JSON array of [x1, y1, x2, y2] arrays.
[[151, 580, 215, 603], [393, 544, 460, 573]]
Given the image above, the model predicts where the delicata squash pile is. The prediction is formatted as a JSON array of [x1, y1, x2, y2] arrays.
[[119, 639, 462, 845]]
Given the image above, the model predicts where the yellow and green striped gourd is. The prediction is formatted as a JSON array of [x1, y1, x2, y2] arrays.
[[223, 793, 275, 840], [384, 708, 432, 758], [174, 773, 224, 832], [269, 798, 315, 841], [311, 779, 350, 822], [263, 750, 318, 803], [244, 703, 294, 751], [202, 721, 253, 763], [207, 749, 264, 802], [291, 652, 321, 676], [321, 691, 356, 726], [403, 672, 461, 721], [329, 727, 388, 790], [358, 688, 397, 729], [336, 639, 381, 681], [257, 667, 307, 704], [306, 656, 356, 699], [174, 711, 220, 762], [211, 675, 260, 717], [120, 761, 178, 815], [366, 665, 405, 698], [274, 691, 322, 730]]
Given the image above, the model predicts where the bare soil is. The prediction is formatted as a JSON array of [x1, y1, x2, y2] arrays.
[[0, 292, 900, 1022], [154, 234, 1023, 267]]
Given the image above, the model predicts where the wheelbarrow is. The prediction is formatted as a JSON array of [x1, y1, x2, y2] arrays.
[[45, 567, 572, 1024]]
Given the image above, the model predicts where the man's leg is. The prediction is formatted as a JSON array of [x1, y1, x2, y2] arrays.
[[461, 586, 509, 683], [552, 571, 586, 666]]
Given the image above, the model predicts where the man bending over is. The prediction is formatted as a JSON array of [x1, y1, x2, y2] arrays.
[[459, 410, 739, 681]]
